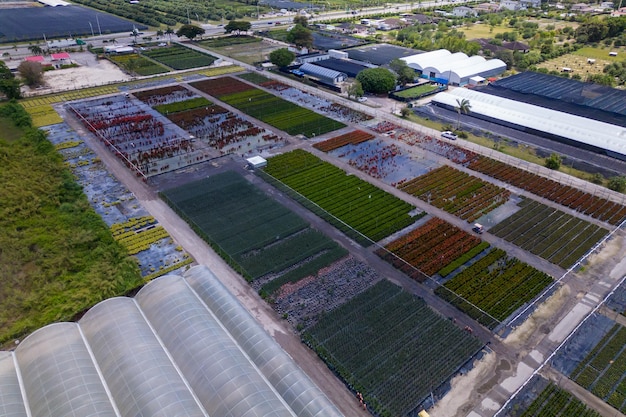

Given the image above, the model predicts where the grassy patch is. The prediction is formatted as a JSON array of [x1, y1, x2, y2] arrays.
[[109, 53, 170, 76], [198, 35, 261, 48], [394, 83, 439, 98], [573, 46, 626, 62], [458, 23, 511, 39], [144, 44, 217, 70], [153, 97, 212, 114], [0, 103, 143, 344], [537, 53, 613, 76], [0, 116, 27, 141]]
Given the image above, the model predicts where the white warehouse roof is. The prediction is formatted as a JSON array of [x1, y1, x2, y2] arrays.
[[422, 55, 485, 78], [432, 88, 626, 158], [401, 49, 450, 71], [0, 265, 345, 417], [448, 59, 506, 84]]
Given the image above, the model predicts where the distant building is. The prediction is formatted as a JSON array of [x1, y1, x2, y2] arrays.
[[500, 0, 521, 10], [611, 6, 626, 15], [402, 13, 433, 23], [378, 18, 408, 30], [474, 3, 500, 13], [502, 41, 530, 53], [452, 6, 478, 16], [520, 0, 541, 8]]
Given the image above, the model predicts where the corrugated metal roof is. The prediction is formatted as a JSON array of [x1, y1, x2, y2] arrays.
[[300, 63, 347, 81], [432, 88, 626, 157]]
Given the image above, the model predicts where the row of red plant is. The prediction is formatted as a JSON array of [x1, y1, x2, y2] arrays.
[[468, 157, 626, 225], [132, 85, 194, 105], [190, 76, 253, 97], [376, 217, 482, 280], [399, 165, 510, 222], [167, 106, 281, 151], [313, 130, 375, 152]]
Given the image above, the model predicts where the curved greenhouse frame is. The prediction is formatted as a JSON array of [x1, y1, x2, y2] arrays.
[[0, 266, 344, 417]]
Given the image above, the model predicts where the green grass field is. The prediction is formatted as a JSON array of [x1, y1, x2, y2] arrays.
[[395, 84, 439, 98], [458, 23, 512, 40], [537, 53, 613, 76], [573, 46, 626, 62]]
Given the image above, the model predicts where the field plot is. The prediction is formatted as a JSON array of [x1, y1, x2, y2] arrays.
[[44, 123, 192, 280], [108, 54, 170, 76], [198, 36, 282, 65], [133, 84, 198, 106], [369, 120, 478, 165], [271, 256, 382, 328], [304, 279, 483, 417], [190, 76, 345, 137], [468, 156, 626, 225], [263, 149, 421, 245], [376, 217, 487, 280], [510, 381, 603, 417], [260, 80, 372, 124], [435, 248, 553, 329], [134, 83, 285, 155], [313, 130, 374, 152], [489, 198, 608, 269], [330, 138, 439, 186], [570, 323, 626, 413], [167, 104, 284, 155], [68, 94, 215, 177], [536, 53, 612, 77], [143, 44, 217, 70], [160, 171, 347, 282], [399, 165, 511, 222]]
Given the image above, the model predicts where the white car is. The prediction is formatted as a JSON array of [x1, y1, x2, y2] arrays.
[[357, 96, 368, 102], [441, 131, 458, 140]]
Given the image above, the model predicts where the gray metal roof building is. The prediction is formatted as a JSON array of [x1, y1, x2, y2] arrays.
[[299, 63, 347, 85], [477, 71, 626, 128], [0, 266, 344, 417], [432, 88, 626, 160]]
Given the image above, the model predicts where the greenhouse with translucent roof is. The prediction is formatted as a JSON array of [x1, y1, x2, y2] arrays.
[[0, 265, 344, 417]]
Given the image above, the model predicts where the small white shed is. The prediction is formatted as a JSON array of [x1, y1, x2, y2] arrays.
[[246, 156, 267, 169]]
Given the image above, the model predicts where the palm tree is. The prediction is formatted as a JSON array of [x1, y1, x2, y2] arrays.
[[28, 45, 43, 55], [165, 27, 175, 44], [455, 98, 471, 131]]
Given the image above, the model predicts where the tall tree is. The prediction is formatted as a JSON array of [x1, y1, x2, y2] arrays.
[[130, 28, 140, 44], [176, 24, 205, 40], [346, 80, 364, 99], [455, 98, 471, 130], [17, 61, 43, 87], [165, 26, 175, 43], [224, 20, 252, 36], [389, 59, 415, 86], [286, 24, 313, 49], [0, 61, 21, 99], [356, 68, 396, 94], [293, 15, 308, 27], [269, 48, 295, 68], [28, 45, 43, 55]]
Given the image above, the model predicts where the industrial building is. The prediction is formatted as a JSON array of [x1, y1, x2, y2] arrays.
[[431, 88, 626, 160], [0, 265, 344, 417], [401, 49, 506, 85], [299, 62, 347, 85]]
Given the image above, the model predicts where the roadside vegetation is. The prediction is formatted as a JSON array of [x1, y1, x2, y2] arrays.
[[0, 101, 143, 346]]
